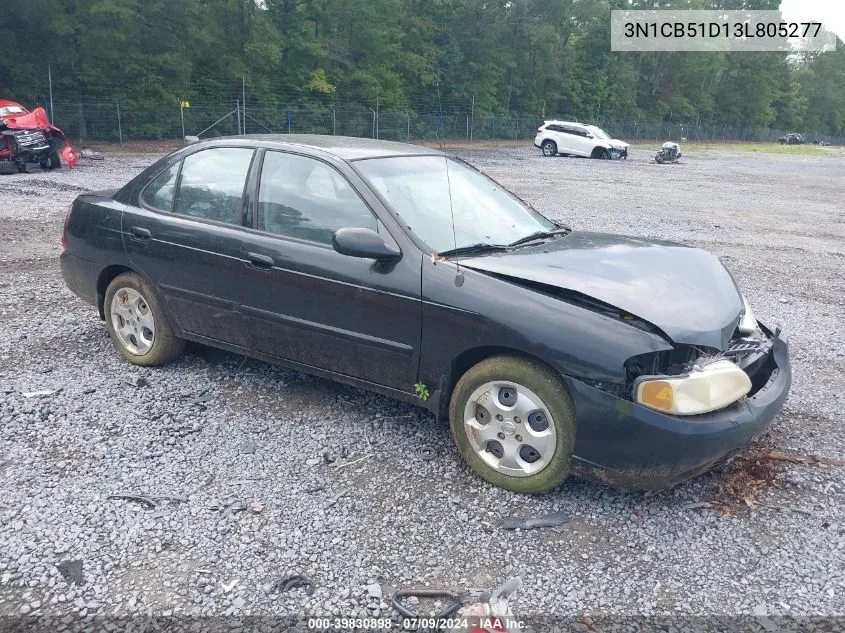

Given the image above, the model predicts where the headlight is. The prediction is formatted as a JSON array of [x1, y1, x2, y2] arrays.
[[738, 295, 758, 336], [634, 360, 752, 415]]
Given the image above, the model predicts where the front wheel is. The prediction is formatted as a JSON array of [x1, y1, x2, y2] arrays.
[[104, 272, 185, 366], [541, 140, 557, 157], [449, 355, 576, 493]]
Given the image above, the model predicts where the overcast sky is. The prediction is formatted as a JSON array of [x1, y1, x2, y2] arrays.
[[780, 0, 845, 42]]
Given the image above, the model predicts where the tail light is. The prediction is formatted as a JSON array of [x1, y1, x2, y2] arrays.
[[61, 207, 72, 249], [62, 145, 78, 168], [536, 127, 543, 133]]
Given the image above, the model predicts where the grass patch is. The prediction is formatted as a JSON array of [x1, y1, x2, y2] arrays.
[[630, 141, 832, 155]]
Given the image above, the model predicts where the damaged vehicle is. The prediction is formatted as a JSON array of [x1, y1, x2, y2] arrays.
[[0, 99, 77, 173], [655, 141, 682, 164], [778, 132, 804, 145], [534, 121, 629, 159], [60, 135, 791, 493]]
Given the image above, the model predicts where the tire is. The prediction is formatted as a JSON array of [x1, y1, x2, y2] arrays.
[[541, 140, 557, 157], [104, 272, 185, 366], [592, 147, 610, 159], [49, 151, 61, 170], [449, 354, 576, 493]]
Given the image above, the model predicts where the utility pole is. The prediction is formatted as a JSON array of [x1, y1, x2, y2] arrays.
[[242, 76, 246, 134], [48, 65, 54, 124], [375, 85, 380, 139], [470, 94, 475, 141], [116, 100, 123, 149]]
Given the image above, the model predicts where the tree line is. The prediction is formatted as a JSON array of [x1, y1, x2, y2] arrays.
[[1, 0, 843, 139]]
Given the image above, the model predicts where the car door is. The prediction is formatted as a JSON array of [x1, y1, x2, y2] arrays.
[[122, 146, 256, 344], [547, 125, 572, 153], [235, 149, 422, 391], [564, 125, 592, 156]]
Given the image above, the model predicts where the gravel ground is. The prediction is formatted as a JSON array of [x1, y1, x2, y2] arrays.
[[1, 145, 844, 628]]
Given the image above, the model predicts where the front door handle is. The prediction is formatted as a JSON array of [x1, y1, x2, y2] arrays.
[[246, 252, 274, 269], [129, 226, 151, 240]]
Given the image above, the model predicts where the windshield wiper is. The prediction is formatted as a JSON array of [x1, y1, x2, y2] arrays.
[[507, 227, 570, 248], [437, 243, 509, 257]]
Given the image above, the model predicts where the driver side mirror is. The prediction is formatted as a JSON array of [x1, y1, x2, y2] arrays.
[[332, 227, 401, 262], [585, 133, 594, 139]]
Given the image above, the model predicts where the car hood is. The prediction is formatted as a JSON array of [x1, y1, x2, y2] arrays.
[[3, 107, 49, 130], [609, 138, 629, 148], [459, 231, 743, 350]]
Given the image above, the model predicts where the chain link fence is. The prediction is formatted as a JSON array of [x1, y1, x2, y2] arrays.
[[41, 98, 845, 147]]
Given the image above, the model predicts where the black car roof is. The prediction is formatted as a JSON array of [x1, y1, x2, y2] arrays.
[[199, 134, 446, 161]]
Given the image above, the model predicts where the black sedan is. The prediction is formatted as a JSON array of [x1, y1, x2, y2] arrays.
[[60, 135, 791, 493]]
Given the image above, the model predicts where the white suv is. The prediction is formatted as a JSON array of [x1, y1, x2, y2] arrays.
[[534, 121, 629, 159]]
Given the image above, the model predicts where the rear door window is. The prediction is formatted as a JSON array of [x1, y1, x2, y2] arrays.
[[173, 148, 254, 225]]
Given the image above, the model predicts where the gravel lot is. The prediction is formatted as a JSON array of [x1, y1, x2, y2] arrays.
[[1, 145, 844, 627]]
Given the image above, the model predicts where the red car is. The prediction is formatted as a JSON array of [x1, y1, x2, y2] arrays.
[[0, 99, 77, 172]]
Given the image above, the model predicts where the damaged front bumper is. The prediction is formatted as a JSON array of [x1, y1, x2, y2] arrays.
[[564, 326, 791, 489]]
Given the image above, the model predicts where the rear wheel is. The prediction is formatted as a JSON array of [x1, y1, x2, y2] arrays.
[[104, 272, 185, 366], [541, 140, 557, 157], [449, 355, 576, 493], [49, 151, 61, 169]]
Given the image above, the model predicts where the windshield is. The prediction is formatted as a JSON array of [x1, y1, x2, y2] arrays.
[[587, 125, 610, 139], [355, 156, 556, 252], [0, 105, 27, 116]]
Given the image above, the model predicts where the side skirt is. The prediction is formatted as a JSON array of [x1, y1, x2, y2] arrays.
[[182, 331, 433, 413]]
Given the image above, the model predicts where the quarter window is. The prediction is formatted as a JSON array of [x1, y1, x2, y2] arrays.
[[141, 163, 180, 211], [173, 148, 254, 224], [257, 151, 377, 245]]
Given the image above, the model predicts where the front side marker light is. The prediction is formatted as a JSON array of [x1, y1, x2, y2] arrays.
[[635, 360, 752, 416], [638, 380, 675, 412]]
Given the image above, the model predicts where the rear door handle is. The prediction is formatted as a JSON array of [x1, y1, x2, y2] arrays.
[[246, 252, 274, 269], [129, 226, 151, 240]]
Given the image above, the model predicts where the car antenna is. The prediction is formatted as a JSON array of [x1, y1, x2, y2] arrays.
[[434, 77, 463, 287]]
